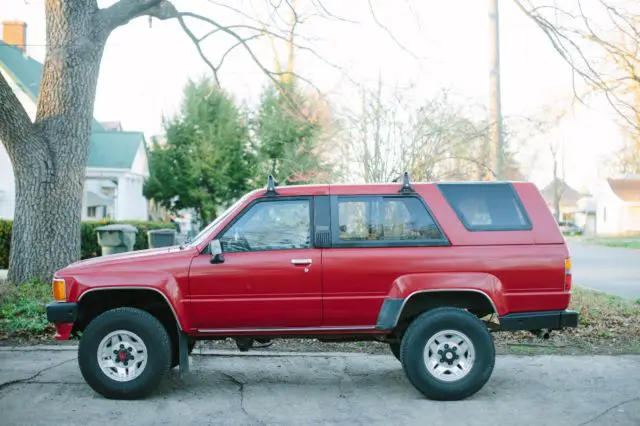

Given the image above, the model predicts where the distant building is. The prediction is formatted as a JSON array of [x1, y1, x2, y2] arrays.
[[575, 196, 597, 236], [539, 178, 583, 221], [100, 121, 124, 132], [0, 22, 149, 221], [594, 176, 640, 236]]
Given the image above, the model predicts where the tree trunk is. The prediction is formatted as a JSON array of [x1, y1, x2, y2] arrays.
[[7, 2, 107, 284]]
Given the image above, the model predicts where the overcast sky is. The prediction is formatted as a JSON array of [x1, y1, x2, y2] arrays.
[[2, 0, 626, 192]]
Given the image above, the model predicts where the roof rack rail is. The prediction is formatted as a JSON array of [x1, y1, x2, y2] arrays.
[[265, 175, 279, 195], [398, 171, 415, 193]]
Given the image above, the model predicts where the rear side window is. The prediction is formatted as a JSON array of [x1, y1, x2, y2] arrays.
[[336, 196, 446, 244], [437, 183, 531, 231]]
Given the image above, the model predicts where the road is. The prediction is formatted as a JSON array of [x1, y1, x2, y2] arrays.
[[568, 239, 640, 299], [0, 347, 639, 426]]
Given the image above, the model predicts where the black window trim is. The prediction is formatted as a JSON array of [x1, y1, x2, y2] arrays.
[[436, 182, 533, 232], [329, 193, 450, 248], [202, 195, 315, 254]]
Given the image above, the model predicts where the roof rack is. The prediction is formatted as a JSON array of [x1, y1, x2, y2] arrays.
[[398, 171, 415, 193], [265, 175, 279, 195]]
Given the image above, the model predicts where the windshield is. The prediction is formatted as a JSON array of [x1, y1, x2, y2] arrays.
[[185, 193, 252, 248]]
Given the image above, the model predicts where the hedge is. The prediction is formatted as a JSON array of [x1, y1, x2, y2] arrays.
[[0, 219, 177, 269]]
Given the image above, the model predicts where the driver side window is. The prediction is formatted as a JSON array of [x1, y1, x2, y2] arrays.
[[219, 199, 311, 253]]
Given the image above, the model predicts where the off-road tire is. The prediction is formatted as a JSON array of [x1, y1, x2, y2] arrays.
[[389, 343, 401, 362], [400, 307, 495, 401], [78, 307, 172, 400]]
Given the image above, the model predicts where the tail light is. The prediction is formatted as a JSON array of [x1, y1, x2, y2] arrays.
[[564, 258, 572, 291]]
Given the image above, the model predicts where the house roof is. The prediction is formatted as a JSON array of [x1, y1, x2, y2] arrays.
[[0, 40, 103, 131], [89, 132, 144, 169], [608, 178, 640, 203], [0, 40, 146, 171], [539, 178, 583, 205]]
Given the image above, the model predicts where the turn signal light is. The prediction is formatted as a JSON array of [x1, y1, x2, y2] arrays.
[[564, 258, 572, 291], [52, 278, 66, 302]]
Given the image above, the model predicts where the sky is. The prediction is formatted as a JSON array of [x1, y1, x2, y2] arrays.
[[1, 0, 629, 193]]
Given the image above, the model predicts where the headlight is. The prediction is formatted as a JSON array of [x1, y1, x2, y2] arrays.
[[52, 278, 66, 302]]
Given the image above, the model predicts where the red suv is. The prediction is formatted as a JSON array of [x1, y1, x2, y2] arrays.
[[46, 175, 577, 401]]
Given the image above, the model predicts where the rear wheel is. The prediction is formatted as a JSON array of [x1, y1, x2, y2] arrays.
[[400, 307, 495, 401], [78, 307, 172, 400]]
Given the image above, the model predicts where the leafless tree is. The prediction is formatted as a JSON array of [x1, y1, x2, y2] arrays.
[[513, 0, 639, 152], [337, 77, 500, 184], [0, 0, 417, 284]]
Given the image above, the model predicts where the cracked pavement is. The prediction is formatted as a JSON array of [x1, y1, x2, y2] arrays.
[[0, 347, 639, 425]]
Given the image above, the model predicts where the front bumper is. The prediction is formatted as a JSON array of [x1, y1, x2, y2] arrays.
[[46, 302, 77, 324], [498, 310, 579, 331], [46, 302, 77, 340]]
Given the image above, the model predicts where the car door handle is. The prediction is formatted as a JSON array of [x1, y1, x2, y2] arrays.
[[291, 258, 312, 265]]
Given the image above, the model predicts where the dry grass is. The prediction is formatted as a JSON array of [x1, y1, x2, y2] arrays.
[[493, 287, 640, 355]]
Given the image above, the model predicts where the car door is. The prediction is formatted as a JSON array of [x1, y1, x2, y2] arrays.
[[321, 194, 449, 327], [188, 196, 322, 330]]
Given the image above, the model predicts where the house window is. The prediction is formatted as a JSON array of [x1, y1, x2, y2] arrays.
[[87, 206, 97, 218], [603, 207, 607, 222]]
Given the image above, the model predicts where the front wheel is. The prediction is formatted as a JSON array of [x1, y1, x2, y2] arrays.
[[400, 307, 495, 401], [78, 307, 172, 400]]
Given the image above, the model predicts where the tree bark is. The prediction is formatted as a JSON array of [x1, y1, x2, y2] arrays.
[[7, 1, 107, 284]]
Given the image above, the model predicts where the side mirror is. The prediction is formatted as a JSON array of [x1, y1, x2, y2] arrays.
[[209, 239, 224, 264]]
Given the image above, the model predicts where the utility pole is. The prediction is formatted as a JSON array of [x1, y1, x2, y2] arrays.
[[488, 0, 505, 180]]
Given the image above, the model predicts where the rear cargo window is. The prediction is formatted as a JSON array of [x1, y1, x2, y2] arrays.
[[437, 183, 531, 231]]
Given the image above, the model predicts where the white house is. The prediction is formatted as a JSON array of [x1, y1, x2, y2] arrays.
[[574, 196, 597, 236], [0, 22, 149, 221], [594, 176, 640, 236]]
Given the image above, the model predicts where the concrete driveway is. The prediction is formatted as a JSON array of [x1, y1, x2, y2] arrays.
[[568, 239, 640, 299], [0, 346, 638, 426]]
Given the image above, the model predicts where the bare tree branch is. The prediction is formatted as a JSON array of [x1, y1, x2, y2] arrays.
[[512, 0, 639, 133], [100, 0, 176, 31], [311, 0, 359, 24], [174, 14, 221, 86], [366, 0, 418, 60], [216, 34, 263, 73]]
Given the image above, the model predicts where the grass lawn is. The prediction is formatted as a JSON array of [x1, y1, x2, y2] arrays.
[[1, 280, 639, 355], [585, 236, 640, 249]]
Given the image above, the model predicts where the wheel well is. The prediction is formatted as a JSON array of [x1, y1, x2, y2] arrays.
[[74, 289, 179, 340], [395, 291, 496, 333]]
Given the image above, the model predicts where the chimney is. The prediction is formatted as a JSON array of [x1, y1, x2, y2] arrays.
[[2, 21, 27, 52]]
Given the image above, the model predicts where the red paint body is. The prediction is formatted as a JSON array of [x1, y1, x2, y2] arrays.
[[51, 181, 571, 340]]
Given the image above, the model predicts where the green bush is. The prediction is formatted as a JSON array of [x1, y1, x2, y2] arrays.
[[0, 219, 177, 268], [0, 220, 10, 271], [0, 279, 53, 337]]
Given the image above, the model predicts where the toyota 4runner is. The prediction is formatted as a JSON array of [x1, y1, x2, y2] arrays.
[[46, 174, 578, 401]]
